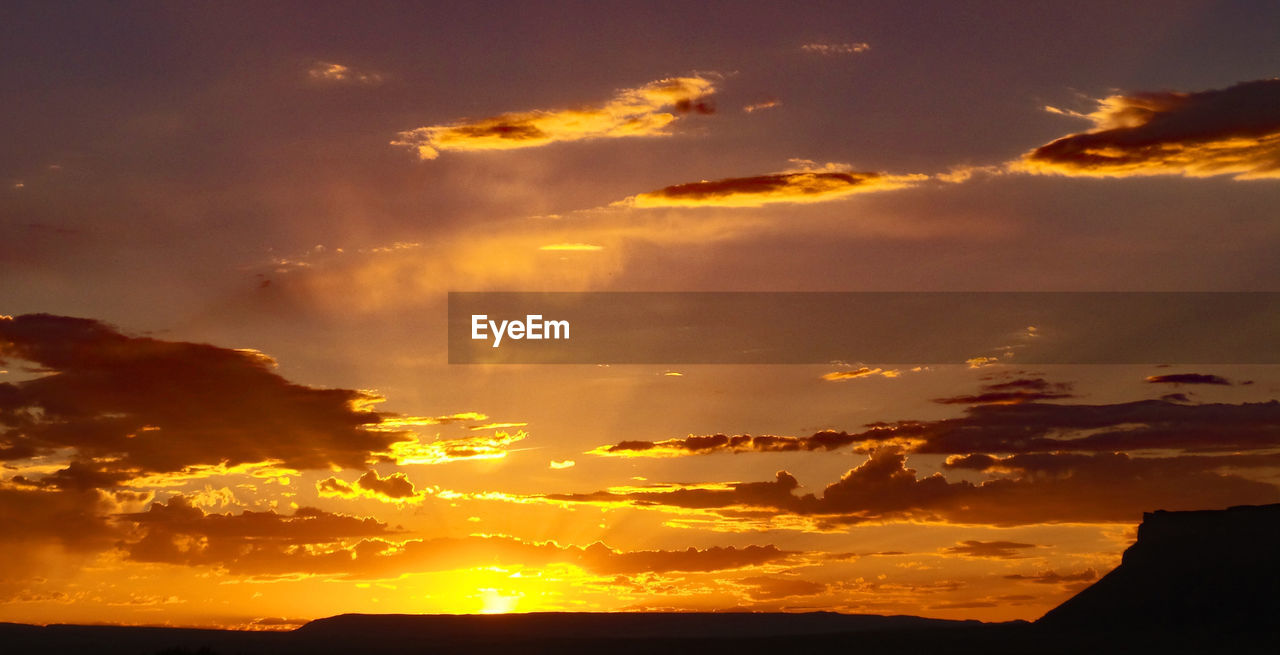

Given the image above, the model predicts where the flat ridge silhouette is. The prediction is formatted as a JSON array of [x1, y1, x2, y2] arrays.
[[298, 610, 973, 639]]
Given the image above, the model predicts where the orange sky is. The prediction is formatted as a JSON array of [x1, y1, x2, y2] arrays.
[[1, 1, 1279, 629]]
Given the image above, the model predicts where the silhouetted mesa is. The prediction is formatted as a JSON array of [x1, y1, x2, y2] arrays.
[[296, 610, 974, 641], [0, 613, 988, 655], [1039, 503, 1280, 635]]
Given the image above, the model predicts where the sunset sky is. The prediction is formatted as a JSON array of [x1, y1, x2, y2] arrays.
[[2, 1, 1279, 629]]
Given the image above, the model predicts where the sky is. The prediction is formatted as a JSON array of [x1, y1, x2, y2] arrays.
[[1, 0, 1278, 628]]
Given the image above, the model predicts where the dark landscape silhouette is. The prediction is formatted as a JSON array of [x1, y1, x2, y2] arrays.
[[2, 504, 1277, 654]]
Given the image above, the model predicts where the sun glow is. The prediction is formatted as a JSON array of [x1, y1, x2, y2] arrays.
[[479, 588, 522, 614]]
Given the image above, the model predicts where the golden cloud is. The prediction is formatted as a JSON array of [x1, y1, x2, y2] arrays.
[[391, 76, 716, 159], [317, 470, 425, 504], [821, 367, 901, 381], [386, 430, 527, 465], [373, 412, 489, 429], [617, 164, 925, 208], [1018, 78, 1280, 179]]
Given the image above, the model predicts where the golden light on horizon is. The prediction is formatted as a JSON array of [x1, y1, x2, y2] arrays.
[[539, 243, 605, 251]]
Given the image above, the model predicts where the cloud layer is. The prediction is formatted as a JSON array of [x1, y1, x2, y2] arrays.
[[551, 447, 1279, 527], [122, 495, 793, 578], [573, 374, 1280, 529], [590, 385, 1280, 457]]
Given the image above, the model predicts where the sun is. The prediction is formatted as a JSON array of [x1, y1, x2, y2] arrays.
[[479, 588, 520, 614]]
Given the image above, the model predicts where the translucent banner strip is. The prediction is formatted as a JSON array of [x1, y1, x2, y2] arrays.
[[448, 292, 1279, 364]]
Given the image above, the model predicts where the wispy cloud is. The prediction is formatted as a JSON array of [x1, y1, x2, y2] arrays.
[[587, 430, 874, 458], [932, 377, 1074, 405], [307, 61, 384, 85], [1017, 78, 1280, 179], [615, 162, 924, 208], [385, 430, 528, 465], [743, 98, 781, 113], [1005, 569, 1098, 585], [822, 367, 901, 381], [801, 42, 871, 56], [942, 540, 1040, 559], [392, 76, 717, 159], [1145, 373, 1232, 386], [587, 385, 1280, 459]]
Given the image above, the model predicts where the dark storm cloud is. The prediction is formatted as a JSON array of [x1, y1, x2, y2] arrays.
[[0, 314, 410, 485], [1020, 78, 1280, 179]]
